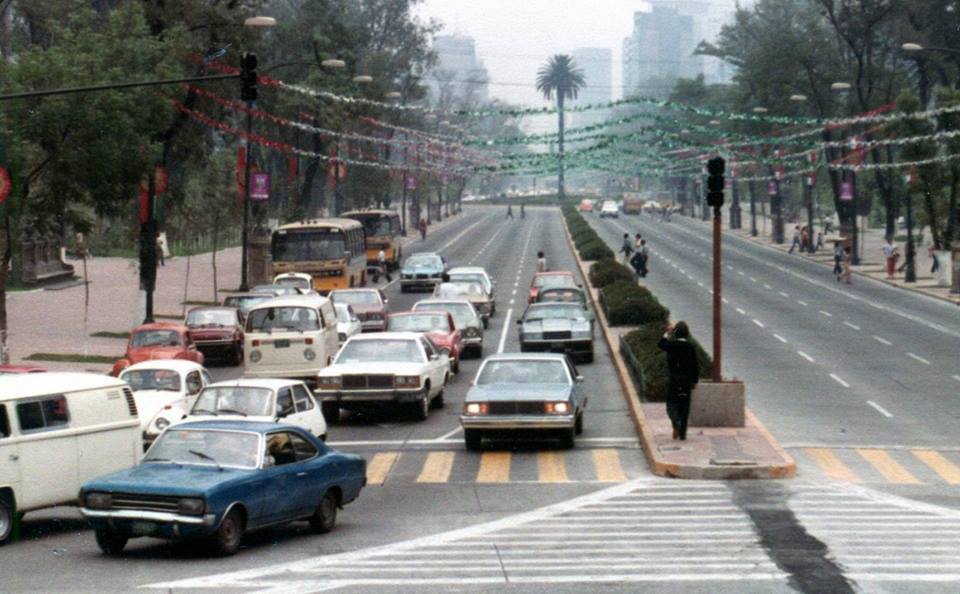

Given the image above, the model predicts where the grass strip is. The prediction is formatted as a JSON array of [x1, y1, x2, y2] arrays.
[[24, 353, 117, 364], [90, 331, 129, 339]]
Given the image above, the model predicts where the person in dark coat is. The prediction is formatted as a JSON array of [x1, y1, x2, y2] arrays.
[[657, 321, 700, 440]]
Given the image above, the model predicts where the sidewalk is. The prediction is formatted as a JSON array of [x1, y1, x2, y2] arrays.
[[561, 212, 796, 480], [692, 210, 960, 306]]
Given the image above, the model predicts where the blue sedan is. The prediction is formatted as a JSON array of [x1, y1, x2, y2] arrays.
[[400, 252, 448, 292], [79, 420, 366, 556]]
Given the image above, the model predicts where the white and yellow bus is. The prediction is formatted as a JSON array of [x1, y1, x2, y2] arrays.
[[341, 209, 403, 270], [271, 218, 367, 294]]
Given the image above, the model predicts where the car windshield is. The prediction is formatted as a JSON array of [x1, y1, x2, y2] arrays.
[[246, 307, 320, 333], [406, 255, 441, 268], [534, 275, 577, 289], [333, 290, 381, 306], [337, 339, 424, 363], [435, 283, 484, 299], [224, 294, 271, 312], [354, 215, 394, 237], [388, 314, 450, 333], [186, 309, 235, 327], [448, 273, 487, 289], [132, 330, 182, 348], [476, 360, 570, 385], [524, 305, 587, 321], [191, 386, 274, 417], [413, 302, 475, 327], [144, 429, 260, 469], [538, 289, 584, 304], [120, 369, 182, 392], [275, 277, 311, 290], [272, 229, 347, 262], [253, 284, 297, 295]]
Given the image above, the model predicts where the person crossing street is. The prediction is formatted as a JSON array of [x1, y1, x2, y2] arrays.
[[619, 233, 634, 264], [506, 204, 514, 219]]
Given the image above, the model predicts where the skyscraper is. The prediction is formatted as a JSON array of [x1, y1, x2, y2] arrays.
[[569, 47, 612, 128], [621, 4, 697, 99], [427, 35, 489, 106]]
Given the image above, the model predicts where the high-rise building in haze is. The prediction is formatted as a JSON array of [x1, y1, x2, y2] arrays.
[[427, 35, 489, 106], [569, 47, 612, 128]]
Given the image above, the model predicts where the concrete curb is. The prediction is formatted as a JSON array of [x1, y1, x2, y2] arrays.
[[559, 210, 796, 480]]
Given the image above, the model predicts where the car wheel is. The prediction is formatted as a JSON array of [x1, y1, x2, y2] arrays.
[[231, 346, 243, 367], [94, 527, 128, 556], [482, 317, 489, 330], [0, 497, 14, 545], [520, 343, 529, 353], [575, 412, 584, 435], [582, 349, 594, 364], [400, 285, 409, 293], [212, 508, 244, 556], [472, 344, 483, 359], [452, 357, 460, 374], [464, 429, 482, 451], [559, 428, 575, 449], [309, 490, 339, 534], [414, 386, 430, 421], [321, 402, 340, 424]]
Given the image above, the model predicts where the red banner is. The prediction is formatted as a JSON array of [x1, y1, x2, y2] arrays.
[[0, 166, 10, 203]]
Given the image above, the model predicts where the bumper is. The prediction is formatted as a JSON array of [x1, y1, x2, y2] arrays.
[[400, 277, 442, 289], [318, 389, 423, 404], [81, 508, 217, 540], [460, 414, 575, 430], [195, 340, 239, 353], [244, 367, 319, 383], [359, 320, 387, 332], [521, 339, 593, 355], [462, 335, 483, 346]]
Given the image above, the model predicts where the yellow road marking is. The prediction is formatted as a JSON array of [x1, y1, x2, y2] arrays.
[[858, 449, 921, 484], [416, 451, 455, 483], [913, 450, 960, 484], [537, 451, 569, 483], [366, 452, 400, 486], [592, 449, 627, 482], [476, 452, 511, 483], [805, 448, 860, 482]]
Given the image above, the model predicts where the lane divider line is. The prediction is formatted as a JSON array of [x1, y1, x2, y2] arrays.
[[773, 334, 788, 344], [866, 401, 894, 418], [906, 353, 931, 366], [819, 310, 833, 318], [830, 373, 850, 388], [844, 322, 861, 330], [797, 351, 815, 363], [752, 319, 765, 328], [873, 336, 892, 345], [497, 308, 514, 354]]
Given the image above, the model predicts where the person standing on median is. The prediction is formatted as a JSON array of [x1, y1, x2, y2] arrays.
[[419, 217, 428, 241], [883, 237, 899, 278], [657, 321, 699, 441], [788, 225, 801, 254], [620, 233, 634, 264], [832, 241, 843, 280]]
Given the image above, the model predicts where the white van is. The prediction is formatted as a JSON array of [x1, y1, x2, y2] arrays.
[[244, 294, 340, 384], [0, 373, 141, 544]]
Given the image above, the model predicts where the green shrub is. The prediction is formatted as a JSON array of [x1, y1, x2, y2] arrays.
[[622, 323, 714, 402], [590, 258, 635, 288], [572, 228, 596, 246], [578, 238, 614, 261], [601, 280, 668, 326]]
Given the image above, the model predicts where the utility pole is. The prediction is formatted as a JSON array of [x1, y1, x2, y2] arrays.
[[706, 157, 725, 382], [238, 52, 257, 292]]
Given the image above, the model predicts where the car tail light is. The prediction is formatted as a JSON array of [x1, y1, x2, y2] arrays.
[[305, 338, 314, 345], [252, 339, 260, 347]]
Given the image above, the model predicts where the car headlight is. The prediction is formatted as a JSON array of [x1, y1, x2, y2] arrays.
[[318, 376, 342, 389], [304, 348, 316, 361], [84, 492, 112, 510], [464, 402, 489, 415], [249, 350, 262, 363], [465, 327, 481, 338], [395, 375, 420, 388], [522, 332, 543, 340], [177, 497, 205, 516], [545, 401, 571, 414], [155, 417, 170, 431]]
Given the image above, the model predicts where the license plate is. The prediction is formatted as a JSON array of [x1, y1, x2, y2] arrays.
[[131, 521, 158, 536], [274, 339, 291, 348]]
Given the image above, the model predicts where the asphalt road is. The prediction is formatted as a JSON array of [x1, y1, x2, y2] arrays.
[[6, 206, 960, 593]]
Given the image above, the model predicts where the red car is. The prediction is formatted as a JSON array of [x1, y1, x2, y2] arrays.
[[185, 306, 245, 366], [111, 322, 204, 376], [330, 288, 389, 333], [387, 311, 464, 373], [529, 271, 579, 304], [0, 365, 46, 374]]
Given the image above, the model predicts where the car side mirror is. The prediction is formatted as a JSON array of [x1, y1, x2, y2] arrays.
[[575, 375, 585, 383]]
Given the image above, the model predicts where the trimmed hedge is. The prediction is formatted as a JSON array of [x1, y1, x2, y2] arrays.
[[589, 258, 635, 289], [600, 280, 669, 326], [562, 204, 614, 261], [622, 323, 713, 402], [579, 238, 615, 261]]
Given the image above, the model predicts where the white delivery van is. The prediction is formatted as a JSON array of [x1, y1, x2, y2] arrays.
[[244, 294, 340, 385], [0, 372, 142, 544]]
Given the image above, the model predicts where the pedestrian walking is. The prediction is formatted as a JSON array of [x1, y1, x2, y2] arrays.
[[634, 233, 642, 251], [788, 225, 801, 254], [377, 249, 392, 283], [800, 226, 810, 251], [832, 241, 843, 280], [840, 246, 853, 284], [929, 243, 940, 274], [815, 232, 824, 252], [657, 321, 700, 441], [536, 250, 547, 272], [638, 239, 649, 277], [520, 203, 525, 219], [619, 233, 634, 264], [506, 204, 514, 219], [883, 238, 899, 278], [419, 217, 428, 241], [156, 235, 165, 267]]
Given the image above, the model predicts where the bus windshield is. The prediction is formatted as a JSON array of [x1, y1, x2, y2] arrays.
[[272, 229, 346, 262], [357, 216, 394, 237]]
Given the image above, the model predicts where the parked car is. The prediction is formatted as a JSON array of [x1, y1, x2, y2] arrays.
[[185, 306, 245, 366], [447, 266, 495, 315], [433, 282, 492, 328], [528, 271, 579, 304], [222, 292, 275, 319], [273, 272, 314, 292], [535, 286, 588, 310], [400, 252, 448, 293], [119, 360, 211, 448], [599, 200, 619, 218], [412, 299, 484, 358], [79, 421, 365, 556], [178, 378, 327, 440], [0, 373, 141, 544], [387, 311, 464, 373], [460, 354, 586, 450], [329, 289, 389, 333], [315, 333, 450, 422], [111, 323, 204, 377], [334, 303, 362, 346], [518, 302, 595, 362]]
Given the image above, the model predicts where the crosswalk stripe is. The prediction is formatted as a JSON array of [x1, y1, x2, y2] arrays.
[[913, 450, 960, 484], [476, 452, 512, 483], [367, 452, 400, 486], [805, 448, 860, 482], [417, 452, 455, 483], [538, 452, 569, 482], [858, 449, 921, 484], [592, 449, 627, 482]]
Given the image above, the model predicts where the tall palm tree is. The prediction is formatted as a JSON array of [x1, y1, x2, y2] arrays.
[[536, 55, 585, 200]]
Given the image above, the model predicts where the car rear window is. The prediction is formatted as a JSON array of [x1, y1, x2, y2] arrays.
[[0, 405, 9, 438]]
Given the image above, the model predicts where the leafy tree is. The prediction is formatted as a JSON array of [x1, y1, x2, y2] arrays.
[[536, 54, 585, 201]]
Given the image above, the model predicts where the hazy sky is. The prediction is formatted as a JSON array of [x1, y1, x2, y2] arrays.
[[415, 1, 648, 108]]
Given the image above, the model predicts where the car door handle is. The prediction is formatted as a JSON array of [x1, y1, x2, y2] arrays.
[[296, 471, 308, 477]]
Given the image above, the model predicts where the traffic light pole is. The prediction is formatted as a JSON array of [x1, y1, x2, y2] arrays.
[[706, 157, 725, 383]]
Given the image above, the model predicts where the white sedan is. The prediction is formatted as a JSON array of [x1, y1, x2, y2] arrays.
[[119, 359, 211, 448], [315, 332, 450, 422], [177, 378, 328, 440]]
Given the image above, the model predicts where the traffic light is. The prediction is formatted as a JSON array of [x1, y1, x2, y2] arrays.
[[706, 156, 725, 209], [240, 52, 258, 102]]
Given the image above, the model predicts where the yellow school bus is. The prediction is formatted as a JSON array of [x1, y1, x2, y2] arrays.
[[341, 209, 403, 270], [271, 219, 367, 294]]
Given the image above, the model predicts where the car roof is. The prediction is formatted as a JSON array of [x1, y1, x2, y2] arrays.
[[447, 267, 488, 275], [121, 360, 206, 374], [206, 378, 301, 390], [389, 310, 449, 317], [171, 420, 306, 434], [187, 306, 237, 313], [330, 288, 379, 294], [414, 298, 474, 307], [247, 294, 332, 310], [133, 322, 187, 332], [0, 372, 128, 401], [407, 252, 441, 258], [345, 331, 424, 342], [482, 353, 570, 362]]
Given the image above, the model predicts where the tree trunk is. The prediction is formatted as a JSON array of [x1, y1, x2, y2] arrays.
[[182, 250, 191, 318], [211, 210, 220, 302], [946, 165, 959, 249], [0, 209, 11, 365], [557, 95, 565, 200], [922, 186, 942, 249]]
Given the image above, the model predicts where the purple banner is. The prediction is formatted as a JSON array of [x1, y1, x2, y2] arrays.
[[767, 180, 778, 196], [250, 173, 270, 201], [840, 181, 853, 201]]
